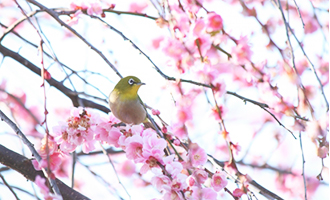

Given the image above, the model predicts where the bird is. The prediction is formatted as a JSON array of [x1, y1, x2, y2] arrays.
[[109, 76, 147, 125]]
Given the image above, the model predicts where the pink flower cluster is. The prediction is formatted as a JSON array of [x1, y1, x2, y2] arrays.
[[31, 106, 232, 199], [52, 107, 99, 153]]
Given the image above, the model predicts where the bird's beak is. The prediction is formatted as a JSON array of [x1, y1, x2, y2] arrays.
[[136, 82, 146, 86]]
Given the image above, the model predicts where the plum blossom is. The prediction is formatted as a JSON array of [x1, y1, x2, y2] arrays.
[[171, 173, 188, 191], [125, 135, 145, 163], [35, 175, 62, 200], [52, 107, 99, 153], [87, 2, 103, 15], [163, 190, 183, 200], [205, 12, 223, 32], [32, 136, 63, 173], [233, 188, 244, 198], [192, 168, 209, 184], [152, 109, 160, 116], [189, 144, 207, 167], [95, 123, 121, 147], [142, 132, 167, 162], [32, 152, 62, 173], [163, 155, 183, 177], [193, 19, 205, 37], [118, 160, 136, 177], [129, 2, 148, 13], [162, 38, 186, 60], [151, 173, 172, 192], [211, 171, 228, 192], [231, 36, 252, 65], [139, 132, 167, 174], [191, 186, 218, 200], [118, 124, 144, 149]]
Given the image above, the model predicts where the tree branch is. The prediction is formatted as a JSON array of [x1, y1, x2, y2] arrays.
[[0, 44, 110, 114], [0, 144, 90, 200]]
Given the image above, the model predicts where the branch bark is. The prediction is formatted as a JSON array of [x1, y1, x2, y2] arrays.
[[0, 144, 90, 200]]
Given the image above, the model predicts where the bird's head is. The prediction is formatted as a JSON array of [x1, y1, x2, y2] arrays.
[[113, 76, 145, 100]]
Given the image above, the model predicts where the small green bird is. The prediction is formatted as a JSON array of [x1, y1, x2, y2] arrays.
[[109, 76, 147, 125]]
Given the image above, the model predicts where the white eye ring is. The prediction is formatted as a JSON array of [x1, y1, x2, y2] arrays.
[[128, 78, 135, 85]]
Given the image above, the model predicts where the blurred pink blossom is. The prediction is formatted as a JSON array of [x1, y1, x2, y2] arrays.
[[231, 36, 252, 65], [118, 160, 136, 177], [129, 2, 148, 13], [206, 12, 223, 32], [211, 171, 228, 192]]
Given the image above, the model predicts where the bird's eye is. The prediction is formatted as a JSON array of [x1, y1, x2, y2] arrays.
[[128, 78, 135, 85]]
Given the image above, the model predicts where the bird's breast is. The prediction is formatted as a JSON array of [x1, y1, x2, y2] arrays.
[[109, 91, 146, 125]]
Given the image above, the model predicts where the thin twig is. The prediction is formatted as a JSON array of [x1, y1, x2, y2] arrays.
[[89, 15, 211, 88], [26, 0, 122, 78], [292, 0, 305, 27], [226, 91, 297, 139], [261, 107, 296, 139], [0, 10, 39, 42], [0, 182, 41, 200], [0, 173, 20, 200], [99, 143, 131, 200], [299, 133, 307, 200]]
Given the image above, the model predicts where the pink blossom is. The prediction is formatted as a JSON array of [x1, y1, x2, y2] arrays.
[[191, 186, 217, 200], [304, 17, 318, 34], [35, 175, 62, 200], [151, 174, 172, 192], [231, 143, 241, 155], [66, 10, 82, 26], [52, 107, 98, 153], [189, 144, 207, 167], [70, 2, 88, 10], [38, 136, 58, 158], [118, 160, 136, 177], [95, 123, 121, 147], [87, 2, 103, 15], [205, 12, 223, 32], [32, 152, 62, 172], [163, 190, 183, 200], [129, 2, 148, 13], [140, 156, 160, 174], [162, 38, 186, 60], [231, 36, 252, 65], [173, 12, 190, 35], [192, 168, 208, 184], [142, 133, 167, 162], [187, 176, 196, 187], [233, 188, 244, 198], [211, 78, 226, 98], [211, 171, 228, 192], [35, 175, 49, 192], [152, 109, 160, 115], [189, 35, 212, 57], [171, 173, 188, 191], [173, 139, 180, 146], [317, 146, 328, 158], [193, 19, 205, 37], [125, 135, 145, 163], [151, 36, 164, 49], [163, 155, 183, 177], [162, 126, 168, 134]]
